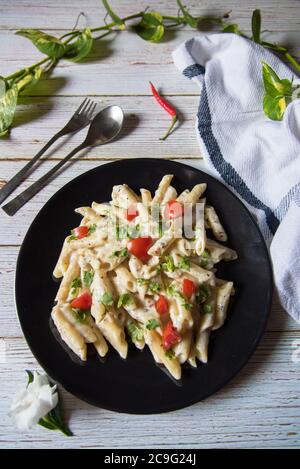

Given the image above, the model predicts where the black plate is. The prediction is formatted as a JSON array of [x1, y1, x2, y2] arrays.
[[15, 159, 272, 414]]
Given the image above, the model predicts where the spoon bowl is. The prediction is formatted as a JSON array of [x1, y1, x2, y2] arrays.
[[85, 105, 124, 146]]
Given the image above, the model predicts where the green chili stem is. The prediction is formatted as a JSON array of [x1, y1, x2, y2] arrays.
[[160, 115, 178, 141]]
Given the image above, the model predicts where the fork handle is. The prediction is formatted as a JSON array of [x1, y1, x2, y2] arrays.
[[2, 143, 85, 216], [0, 131, 64, 205]]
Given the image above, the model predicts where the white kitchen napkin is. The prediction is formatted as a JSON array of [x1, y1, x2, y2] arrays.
[[173, 33, 300, 323]]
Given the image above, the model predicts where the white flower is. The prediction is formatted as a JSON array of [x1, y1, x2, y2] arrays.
[[9, 372, 58, 431]]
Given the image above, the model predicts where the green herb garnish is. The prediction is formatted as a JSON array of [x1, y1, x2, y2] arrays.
[[83, 270, 94, 288], [111, 247, 128, 258], [177, 256, 190, 270], [202, 303, 212, 314], [70, 277, 81, 296], [196, 284, 211, 304], [100, 292, 114, 307], [88, 224, 97, 234], [137, 278, 148, 286], [117, 293, 134, 308], [165, 349, 175, 360], [161, 255, 176, 273], [149, 281, 162, 293], [127, 322, 144, 342], [72, 308, 90, 323], [146, 319, 160, 330]]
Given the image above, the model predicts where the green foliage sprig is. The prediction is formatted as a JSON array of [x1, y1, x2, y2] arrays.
[[0, 2, 299, 135]]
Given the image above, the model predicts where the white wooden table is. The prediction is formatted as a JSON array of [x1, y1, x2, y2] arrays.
[[0, 0, 299, 449]]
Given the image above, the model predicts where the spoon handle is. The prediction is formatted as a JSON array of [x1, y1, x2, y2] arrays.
[[2, 143, 86, 216]]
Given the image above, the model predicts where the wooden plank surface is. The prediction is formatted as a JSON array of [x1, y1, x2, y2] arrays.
[[0, 0, 299, 450]]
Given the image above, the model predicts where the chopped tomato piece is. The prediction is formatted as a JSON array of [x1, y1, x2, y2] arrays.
[[127, 236, 153, 261], [162, 320, 181, 350], [164, 199, 184, 220], [73, 226, 89, 239], [155, 295, 169, 315], [182, 278, 196, 298], [71, 292, 92, 310], [125, 205, 139, 221]]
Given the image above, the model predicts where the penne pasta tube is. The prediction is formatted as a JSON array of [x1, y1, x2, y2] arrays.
[[205, 206, 227, 242], [151, 175, 173, 205], [140, 188, 152, 205], [55, 252, 80, 302], [212, 281, 233, 330], [144, 329, 181, 380], [60, 304, 97, 343], [51, 306, 87, 361], [195, 329, 210, 363], [173, 328, 192, 364], [86, 316, 109, 357], [97, 313, 128, 359]]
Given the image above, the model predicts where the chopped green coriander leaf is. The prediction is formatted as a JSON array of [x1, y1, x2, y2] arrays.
[[161, 255, 176, 273], [146, 319, 160, 330], [177, 256, 190, 270], [127, 322, 144, 342], [166, 284, 178, 297], [149, 281, 161, 293], [165, 349, 175, 359], [70, 277, 81, 295], [72, 308, 90, 323], [100, 292, 114, 307], [166, 285, 192, 310], [117, 293, 133, 308], [202, 249, 211, 258], [137, 278, 148, 286], [67, 231, 76, 242], [202, 303, 212, 314], [83, 270, 94, 288], [200, 259, 208, 268], [156, 266, 162, 274], [111, 247, 128, 258], [88, 224, 97, 234], [196, 284, 211, 304]]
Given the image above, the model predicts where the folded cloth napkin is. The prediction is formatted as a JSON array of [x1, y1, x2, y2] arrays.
[[173, 33, 300, 323]]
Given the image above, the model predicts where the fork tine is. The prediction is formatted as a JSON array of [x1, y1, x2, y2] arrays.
[[88, 102, 97, 119], [79, 98, 92, 116], [84, 100, 95, 117], [75, 97, 88, 115]]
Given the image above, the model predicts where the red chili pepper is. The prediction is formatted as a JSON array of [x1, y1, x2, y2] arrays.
[[149, 81, 178, 141]]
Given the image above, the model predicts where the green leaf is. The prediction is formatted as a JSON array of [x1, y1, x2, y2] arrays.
[[165, 349, 175, 359], [161, 255, 176, 273], [16, 29, 65, 59], [223, 23, 240, 34], [101, 292, 114, 307], [39, 403, 72, 436], [0, 84, 18, 136], [127, 321, 144, 342], [251, 9, 261, 43], [177, 256, 190, 270], [148, 281, 161, 293], [135, 11, 165, 43], [102, 0, 125, 29], [64, 28, 93, 62], [72, 308, 89, 323], [88, 223, 97, 234], [83, 270, 94, 288], [176, 0, 198, 28], [202, 303, 212, 314], [70, 277, 82, 296], [146, 319, 160, 330], [117, 293, 133, 308], [26, 370, 34, 386], [262, 62, 292, 97], [263, 94, 286, 121]]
